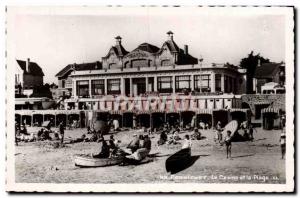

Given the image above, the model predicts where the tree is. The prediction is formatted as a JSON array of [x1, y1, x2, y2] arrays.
[[240, 51, 270, 94]]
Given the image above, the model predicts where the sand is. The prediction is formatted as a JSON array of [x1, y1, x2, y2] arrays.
[[15, 127, 285, 184]]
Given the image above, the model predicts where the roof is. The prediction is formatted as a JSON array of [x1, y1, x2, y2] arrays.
[[112, 45, 129, 57], [16, 60, 44, 76], [164, 40, 179, 52], [177, 49, 198, 65], [55, 61, 102, 77], [136, 43, 160, 53], [255, 63, 282, 78]]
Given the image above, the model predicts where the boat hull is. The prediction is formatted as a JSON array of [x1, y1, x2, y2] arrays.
[[74, 154, 122, 167], [165, 148, 191, 174]]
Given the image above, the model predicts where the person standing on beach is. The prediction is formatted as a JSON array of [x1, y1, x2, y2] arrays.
[[248, 124, 257, 141], [279, 131, 286, 159], [224, 131, 232, 159], [216, 121, 223, 143], [59, 121, 65, 144]]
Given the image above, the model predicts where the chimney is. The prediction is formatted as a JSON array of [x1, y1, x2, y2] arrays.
[[184, 45, 188, 55], [26, 58, 30, 73], [167, 31, 174, 41], [115, 36, 122, 45]]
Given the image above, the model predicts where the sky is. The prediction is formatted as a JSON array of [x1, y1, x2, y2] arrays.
[[9, 7, 286, 83]]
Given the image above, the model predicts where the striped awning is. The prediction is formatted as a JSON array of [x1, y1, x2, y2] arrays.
[[230, 108, 250, 113], [254, 101, 271, 105], [110, 110, 123, 115], [136, 110, 151, 115], [196, 109, 213, 115], [262, 108, 280, 114], [213, 109, 229, 112], [151, 110, 165, 114]]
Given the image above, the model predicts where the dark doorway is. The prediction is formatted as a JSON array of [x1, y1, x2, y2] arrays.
[[262, 112, 277, 130], [95, 112, 109, 122], [152, 113, 165, 129], [44, 114, 55, 127], [111, 114, 123, 128], [22, 115, 32, 126], [56, 114, 67, 127], [181, 111, 195, 127], [213, 110, 228, 128], [255, 104, 270, 119], [33, 114, 43, 127], [123, 112, 133, 128], [166, 113, 180, 127], [15, 114, 21, 124], [231, 111, 246, 125], [197, 114, 212, 129], [137, 114, 150, 128]]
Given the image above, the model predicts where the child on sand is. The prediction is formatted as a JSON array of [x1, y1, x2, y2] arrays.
[[224, 131, 232, 159]]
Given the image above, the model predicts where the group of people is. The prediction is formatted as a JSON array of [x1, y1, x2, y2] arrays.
[[93, 135, 121, 158]]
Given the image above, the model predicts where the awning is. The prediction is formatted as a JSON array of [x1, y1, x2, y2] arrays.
[[15, 110, 32, 116], [254, 101, 271, 105], [166, 110, 180, 114], [261, 108, 280, 114], [213, 109, 229, 112], [110, 110, 123, 115], [151, 110, 165, 114], [230, 108, 250, 113], [15, 101, 26, 105], [136, 110, 151, 115], [196, 109, 213, 115]]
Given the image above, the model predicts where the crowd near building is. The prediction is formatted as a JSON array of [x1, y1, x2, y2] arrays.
[[15, 31, 286, 130]]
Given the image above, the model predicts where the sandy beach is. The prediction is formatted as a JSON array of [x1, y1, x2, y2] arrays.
[[15, 127, 285, 184]]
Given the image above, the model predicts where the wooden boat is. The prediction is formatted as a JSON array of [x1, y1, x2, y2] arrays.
[[165, 148, 191, 174], [74, 154, 123, 167]]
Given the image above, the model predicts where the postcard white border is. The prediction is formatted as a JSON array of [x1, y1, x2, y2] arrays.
[[5, 6, 294, 192]]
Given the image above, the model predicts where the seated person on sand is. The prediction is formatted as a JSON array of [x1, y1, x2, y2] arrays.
[[53, 132, 60, 141], [191, 128, 202, 140], [126, 134, 140, 154], [157, 131, 168, 145], [108, 135, 118, 157], [93, 140, 110, 158], [181, 135, 192, 149], [142, 135, 151, 151], [20, 125, 29, 135], [69, 134, 88, 143], [167, 130, 181, 145], [125, 135, 152, 162]]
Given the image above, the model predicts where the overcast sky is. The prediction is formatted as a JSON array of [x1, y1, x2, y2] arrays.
[[10, 7, 286, 83]]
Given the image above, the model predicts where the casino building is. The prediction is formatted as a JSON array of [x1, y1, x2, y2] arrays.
[[52, 31, 250, 129]]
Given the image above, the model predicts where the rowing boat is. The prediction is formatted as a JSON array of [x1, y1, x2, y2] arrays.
[[74, 154, 123, 167], [165, 148, 191, 174]]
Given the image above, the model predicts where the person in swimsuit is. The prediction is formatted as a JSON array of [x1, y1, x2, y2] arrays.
[[224, 131, 232, 159]]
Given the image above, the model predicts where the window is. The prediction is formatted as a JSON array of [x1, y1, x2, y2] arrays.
[[76, 80, 89, 97], [215, 74, 221, 92], [107, 79, 121, 95], [92, 80, 105, 95], [194, 75, 211, 92], [62, 80, 65, 88], [175, 75, 190, 92], [224, 75, 229, 93], [158, 76, 173, 93], [161, 59, 171, 66]]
